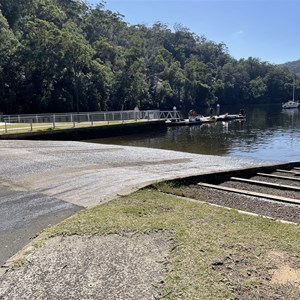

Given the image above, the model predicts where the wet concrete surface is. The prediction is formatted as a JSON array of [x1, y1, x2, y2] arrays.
[[0, 184, 82, 267], [0, 140, 271, 267]]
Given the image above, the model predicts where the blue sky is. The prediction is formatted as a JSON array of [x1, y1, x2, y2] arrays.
[[88, 0, 300, 64]]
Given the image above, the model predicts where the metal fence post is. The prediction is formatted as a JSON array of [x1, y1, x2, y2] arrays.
[[5, 121, 7, 133], [53, 115, 55, 129], [70, 114, 74, 128], [30, 119, 33, 131], [91, 114, 94, 126]]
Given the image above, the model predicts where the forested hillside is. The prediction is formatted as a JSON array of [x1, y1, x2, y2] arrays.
[[0, 0, 296, 114], [281, 60, 300, 76]]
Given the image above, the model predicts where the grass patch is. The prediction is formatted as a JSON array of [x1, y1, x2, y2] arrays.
[[9, 258, 26, 271], [154, 181, 207, 200], [0, 119, 146, 135], [45, 188, 300, 299]]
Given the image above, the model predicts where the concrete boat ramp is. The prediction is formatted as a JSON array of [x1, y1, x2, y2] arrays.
[[0, 140, 270, 268]]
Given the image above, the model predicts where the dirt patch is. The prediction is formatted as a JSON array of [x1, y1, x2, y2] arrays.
[[0, 232, 172, 300], [268, 250, 300, 287], [271, 266, 300, 285], [210, 246, 300, 299]]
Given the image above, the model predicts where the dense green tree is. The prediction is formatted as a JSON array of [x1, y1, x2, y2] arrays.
[[0, 10, 19, 112], [0, 0, 296, 114], [249, 76, 267, 101]]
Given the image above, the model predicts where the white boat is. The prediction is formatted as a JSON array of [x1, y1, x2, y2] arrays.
[[199, 115, 217, 123], [186, 110, 202, 125], [165, 117, 202, 126], [187, 116, 202, 125], [282, 100, 299, 109], [282, 77, 299, 109], [165, 118, 189, 126], [216, 113, 246, 121]]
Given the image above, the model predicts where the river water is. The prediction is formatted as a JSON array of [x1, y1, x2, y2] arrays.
[[86, 104, 300, 162]]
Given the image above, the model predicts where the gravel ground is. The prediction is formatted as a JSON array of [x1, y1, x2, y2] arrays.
[[251, 175, 300, 186], [185, 169, 300, 223], [221, 180, 300, 200], [185, 185, 300, 223]]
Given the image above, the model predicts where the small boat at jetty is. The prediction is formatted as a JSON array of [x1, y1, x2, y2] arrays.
[[216, 113, 245, 121], [165, 118, 189, 126], [187, 117, 202, 125], [166, 109, 203, 126], [165, 109, 245, 126], [165, 117, 202, 126], [187, 110, 202, 125], [199, 115, 217, 123]]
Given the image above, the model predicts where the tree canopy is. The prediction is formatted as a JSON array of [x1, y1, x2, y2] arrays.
[[0, 0, 296, 114]]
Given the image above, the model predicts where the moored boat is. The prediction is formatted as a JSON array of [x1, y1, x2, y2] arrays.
[[199, 115, 217, 123], [187, 116, 202, 125], [165, 118, 189, 126], [165, 117, 202, 126], [282, 77, 299, 109], [216, 113, 246, 121], [282, 100, 299, 109]]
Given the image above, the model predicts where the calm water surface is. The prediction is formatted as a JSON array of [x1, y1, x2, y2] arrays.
[[86, 104, 300, 162]]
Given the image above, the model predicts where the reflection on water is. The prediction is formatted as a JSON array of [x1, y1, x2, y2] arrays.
[[85, 104, 300, 162]]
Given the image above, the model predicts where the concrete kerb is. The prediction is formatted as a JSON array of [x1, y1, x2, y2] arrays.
[[116, 161, 300, 199], [0, 232, 48, 277], [159, 160, 300, 186], [115, 161, 300, 202]]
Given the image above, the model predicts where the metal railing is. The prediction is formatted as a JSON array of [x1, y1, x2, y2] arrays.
[[0, 110, 181, 134]]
